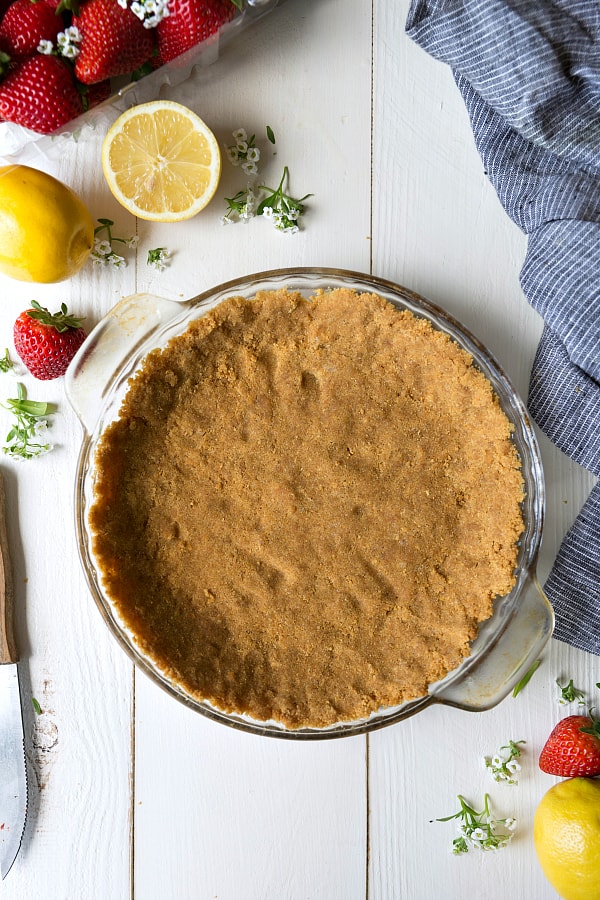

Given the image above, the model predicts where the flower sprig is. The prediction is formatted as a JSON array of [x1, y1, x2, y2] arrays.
[[225, 128, 261, 176], [221, 167, 311, 233], [117, 0, 170, 29], [556, 678, 586, 706], [484, 739, 525, 785], [2, 383, 54, 460], [221, 187, 257, 225], [91, 218, 138, 268], [435, 794, 517, 854], [147, 247, 170, 271], [0, 349, 13, 373], [257, 166, 311, 234], [38, 25, 82, 60]]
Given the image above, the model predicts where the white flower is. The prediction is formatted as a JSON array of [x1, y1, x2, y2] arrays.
[[110, 254, 126, 268], [226, 146, 240, 165], [93, 239, 113, 256], [246, 146, 260, 162], [232, 127, 247, 142], [37, 39, 54, 54], [125, 235, 140, 248], [64, 25, 82, 41], [504, 817, 517, 831], [506, 760, 521, 774], [220, 215, 234, 225], [241, 161, 258, 175], [470, 828, 486, 842], [57, 26, 82, 58], [262, 206, 273, 219], [147, 247, 170, 270], [61, 43, 79, 59]]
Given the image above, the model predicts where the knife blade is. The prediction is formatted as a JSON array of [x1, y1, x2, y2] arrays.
[[0, 471, 27, 879]]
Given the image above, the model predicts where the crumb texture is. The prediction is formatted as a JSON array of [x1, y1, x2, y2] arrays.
[[89, 288, 524, 728]]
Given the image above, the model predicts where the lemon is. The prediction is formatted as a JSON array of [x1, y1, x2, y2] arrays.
[[0, 165, 94, 283], [102, 100, 221, 222], [534, 777, 600, 900]]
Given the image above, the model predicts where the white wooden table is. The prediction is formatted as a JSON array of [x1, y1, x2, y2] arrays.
[[0, 1, 597, 897]]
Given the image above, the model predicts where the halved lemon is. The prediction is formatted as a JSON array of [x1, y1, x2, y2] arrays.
[[101, 100, 221, 222]]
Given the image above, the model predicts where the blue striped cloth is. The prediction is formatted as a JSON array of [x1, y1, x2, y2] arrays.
[[406, 0, 600, 655]]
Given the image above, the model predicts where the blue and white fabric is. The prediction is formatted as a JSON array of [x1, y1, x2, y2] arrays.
[[406, 0, 600, 655]]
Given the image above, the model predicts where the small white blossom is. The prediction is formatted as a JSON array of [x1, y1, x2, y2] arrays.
[[37, 39, 54, 55], [225, 126, 261, 173], [125, 0, 169, 25], [93, 239, 113, 256], [56, 25, 82, 59], [484, 740, 525, 785], [147, 247, 170, 271], [64, 25, 82, 41]]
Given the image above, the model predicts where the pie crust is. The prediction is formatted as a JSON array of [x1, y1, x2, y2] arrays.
[[89, 288, 524, 728]]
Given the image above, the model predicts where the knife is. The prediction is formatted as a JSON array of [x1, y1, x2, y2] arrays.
[[0, 471, 27, 878]]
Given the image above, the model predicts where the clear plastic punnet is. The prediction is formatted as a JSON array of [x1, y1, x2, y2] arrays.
[[0, 0, 279, 164]]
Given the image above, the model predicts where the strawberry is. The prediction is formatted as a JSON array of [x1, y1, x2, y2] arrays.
[[14, 300, 86, 380], [539, 712, 600, 777], [73, 0, 155, 84], [156, 0, 235, 65], [0, 0, 62, 58], [0, 54, 83, 133]]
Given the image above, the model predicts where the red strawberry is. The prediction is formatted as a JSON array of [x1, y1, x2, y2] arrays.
[[0, 54, 83, 133], [14, 300, 87, 380], [0, 0, 62, 58], [539, 712, 600, 777], [156, 0, 235, 65], [73, 0, 155, 84]]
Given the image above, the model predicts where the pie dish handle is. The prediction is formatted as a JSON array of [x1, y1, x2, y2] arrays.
[[431, 570, 555, 712], [64, 293, 186, 434]]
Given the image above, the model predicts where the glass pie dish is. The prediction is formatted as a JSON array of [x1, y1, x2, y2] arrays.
[[65, 267, 554, 739]]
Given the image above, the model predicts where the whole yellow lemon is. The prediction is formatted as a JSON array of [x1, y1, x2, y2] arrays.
[[0, 165, 94, 283], [534, 777, 600, 900]]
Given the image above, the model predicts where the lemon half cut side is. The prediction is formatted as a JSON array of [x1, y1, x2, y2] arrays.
[[102, 100, 222, 222]]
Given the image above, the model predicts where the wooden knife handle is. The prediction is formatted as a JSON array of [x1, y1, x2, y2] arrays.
[[0, 472, 17, 664]]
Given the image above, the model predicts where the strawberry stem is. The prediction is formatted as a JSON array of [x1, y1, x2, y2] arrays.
[[580, 708, 600, 739], [26, 300, 84, 333]]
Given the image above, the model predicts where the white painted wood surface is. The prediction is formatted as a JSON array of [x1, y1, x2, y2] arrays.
[[0, 0, 597, 897]]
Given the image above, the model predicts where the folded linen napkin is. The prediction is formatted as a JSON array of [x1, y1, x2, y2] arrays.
[[406, 0, 600, 655]]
